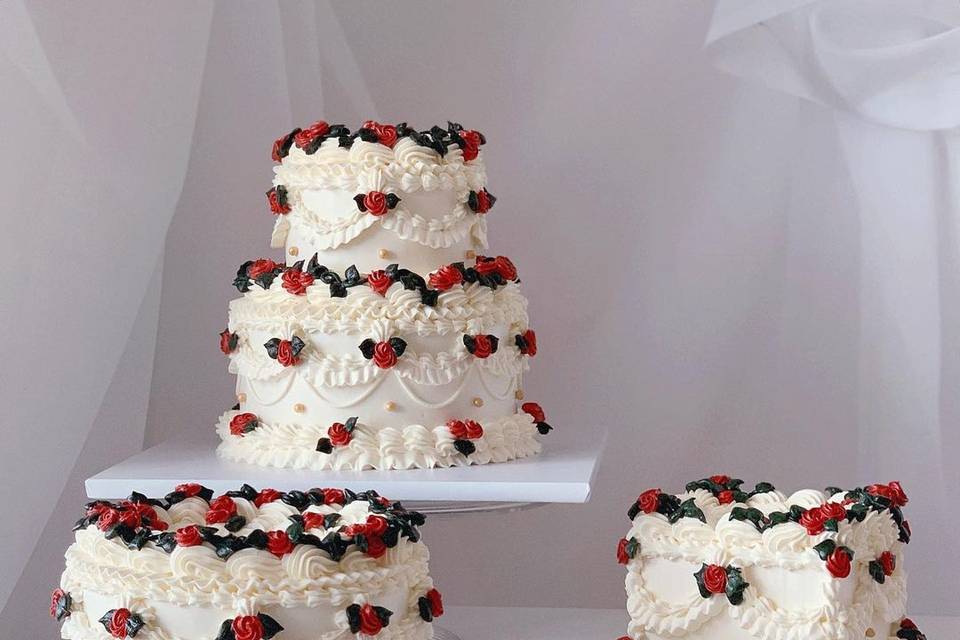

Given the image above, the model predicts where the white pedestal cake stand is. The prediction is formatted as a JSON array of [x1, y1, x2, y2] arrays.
[[86, 434, 604, 640]]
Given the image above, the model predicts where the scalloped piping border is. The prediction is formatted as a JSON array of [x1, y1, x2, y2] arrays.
[[215, 409, 543, 471]]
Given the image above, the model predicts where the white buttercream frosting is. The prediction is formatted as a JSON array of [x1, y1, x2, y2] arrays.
[[216, 409, 543, 471]]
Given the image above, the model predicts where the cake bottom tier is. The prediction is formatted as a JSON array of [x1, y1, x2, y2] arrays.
[[215, 409, 543, 470]]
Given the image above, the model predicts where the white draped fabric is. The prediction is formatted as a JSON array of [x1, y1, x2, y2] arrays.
[[1, 2, 956, 635]]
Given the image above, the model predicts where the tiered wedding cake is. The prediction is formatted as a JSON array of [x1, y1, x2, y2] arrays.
[[215, 120, 552, 470], [53, 485, 443, 640], [618, 477, 927, 640]]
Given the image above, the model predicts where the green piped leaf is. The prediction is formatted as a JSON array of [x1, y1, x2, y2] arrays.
[[725, 566, 749, 606], [812, 539, 837, 561], [869, 560, 886, 584]]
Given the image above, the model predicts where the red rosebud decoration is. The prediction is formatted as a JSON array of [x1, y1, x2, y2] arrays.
[[359, 338, 407, 369], [229, 412, 258, 437], [458, 129, 483, 161], [866, 481, 908, 507], [247, 258, 279, 280], [363, 120, 398, 148], [365, 515, 389, 537], [616, 538, 630, 564], [108, 608, 130, 638], [265, 336, 306, 367], [266, 530, 295, 558], [302, 512, 327, 530], [316, 417, 358, 454], [364, 191, 389, 216], [800, 507, 827, 535], [266, 186, 291, 215], [426, 588, 444, 617], [121, 500, 165, 531], [174, 483, 204, 498], [826, 547, 853, 578], [717, 490, 735, 505], [232, 615, 265, 640], [428, 265, 464, 291], [354, 191, 400, 217], [521, 402, 546, 423], [175, 525, 204, 547], [464, 334, 499, 359], [281, 268, 314, 295], [820, 502, 847, 522], [50, 588, 71, 621], [694, 564, 749, 604], [365, 534, 387, 559], [322, 488, 346, 505], [710, 475, 731, 486], [475, 255, 517, 281], [346, 603, 393, 636], [205, 495, 237, 525], [366, 270, 393, 296], [637, 489, 661, 514], [515, 329, 537, 356], [97, 508, 120, 532], [272, 129, 298, 162], [447, 419, 484, 440], [97, 608, 144, 638], [703, 564, 728, 594], [467, 189, 496, 214], [254, 488, 282, 507], [879, 551, 896, 576], [220, 329, 238, 355], [328, 421, 352, 447], [294, 120, 330, 150]]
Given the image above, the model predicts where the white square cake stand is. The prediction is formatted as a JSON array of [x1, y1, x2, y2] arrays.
[[86, 434, 604, 640]]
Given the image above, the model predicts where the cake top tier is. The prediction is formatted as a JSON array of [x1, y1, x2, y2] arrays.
[[265, 120, 493, 274], [271, 120, 487, 164], [75, 483, 426, 563]]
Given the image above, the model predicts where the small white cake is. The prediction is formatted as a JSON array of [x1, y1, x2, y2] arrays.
[[52, 484, 443, 639], [618, 477, 928, 640]]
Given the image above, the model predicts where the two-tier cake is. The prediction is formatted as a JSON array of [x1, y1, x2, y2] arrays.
[[216, 120, 552, 470], [53, 485, 443, 639], [618, 477, 929, 640]]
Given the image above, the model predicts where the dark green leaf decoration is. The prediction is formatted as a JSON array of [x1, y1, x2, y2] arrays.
[[667, 498, 706, 524], [624, 537, 641, 560], [869, 560, 886, 584], [823, 518, 839, 533], [725, 566, 749, 606], [766, 511, 791, 528], [693, 563, 712, 599], [751, 482, 776, 495], [729, 507, 766, 532], [846, 503, 868, 523], [812, 539, 837, 561], [824, 486, 842, 496]]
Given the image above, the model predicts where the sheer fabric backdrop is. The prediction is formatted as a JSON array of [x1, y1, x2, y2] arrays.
[[1, 1, 957, 636]]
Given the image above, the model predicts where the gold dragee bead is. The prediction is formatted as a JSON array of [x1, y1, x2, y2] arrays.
[[288, 246, 299, 257], [865, 629, 875, 638], [293, 403, 306, 414], [465, 250, 476, 260], [236, 393, 246, 403], [515, 389, 525, 400], [384, 401, 397, 412], [378, 249, 391, 260], [472, 397, 484, 407]]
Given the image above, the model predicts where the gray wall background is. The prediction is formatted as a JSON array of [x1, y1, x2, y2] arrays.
[[3, 1, 959, 637]]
